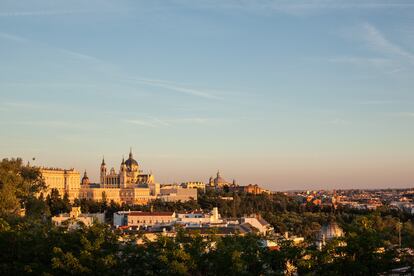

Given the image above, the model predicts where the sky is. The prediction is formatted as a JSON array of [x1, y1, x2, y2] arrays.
[[1, 0, 414, 190]]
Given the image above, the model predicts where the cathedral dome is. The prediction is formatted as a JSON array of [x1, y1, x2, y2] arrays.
[[81, 171, 90, 185], [214, 170, 229, 186], [125, 157, 138, 167], [125, 149, 139, 171], [215, 175, 226, 184]]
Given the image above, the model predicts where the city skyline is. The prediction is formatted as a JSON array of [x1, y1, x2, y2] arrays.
[[1, 1, 414, 190]]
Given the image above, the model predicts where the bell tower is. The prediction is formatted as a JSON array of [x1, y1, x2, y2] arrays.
[[120, 157, 127, 188], [100, 157, 107, 187]]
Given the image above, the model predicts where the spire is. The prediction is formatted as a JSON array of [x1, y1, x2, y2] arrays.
[[84, 170, 88, 177], [121, 156, 125, 164], [101, 156, 106, 166], [217, 170, 220, 177], [129, 147, 133, 159]]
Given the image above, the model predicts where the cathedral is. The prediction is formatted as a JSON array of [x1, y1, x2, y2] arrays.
[[78, 149, 158, 205], [99, 149, 155, 188], [41, 149, 197, 205], [208, 170, 237, 190]]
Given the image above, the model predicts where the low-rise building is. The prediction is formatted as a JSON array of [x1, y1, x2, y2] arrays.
[[176, 207, 222, 225], [159, 187, 198, 202], [181, 181, 206, 192], [240, 215, 274, 235], [114, 211, 176, 228], [114, 207, 276, 238], [238, 184, 270, 195], [51, 207, 105, 230]]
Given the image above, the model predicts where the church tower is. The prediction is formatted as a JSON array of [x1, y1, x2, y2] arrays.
[[125, 148, 139, 183], [100, 157, 107, 187], [81, 170, 90, 186], [120, 157, 127, 188]]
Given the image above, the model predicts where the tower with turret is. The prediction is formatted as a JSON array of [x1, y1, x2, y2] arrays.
[[81, 170, 90, 186], [100, 157, 107, 187], [120, 157, 127, 188]]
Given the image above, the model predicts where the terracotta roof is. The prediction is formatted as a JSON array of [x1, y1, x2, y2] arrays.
[[128, 212, 174, 216]]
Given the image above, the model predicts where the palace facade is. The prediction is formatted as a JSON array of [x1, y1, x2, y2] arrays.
[[40, 168, 80, 201]]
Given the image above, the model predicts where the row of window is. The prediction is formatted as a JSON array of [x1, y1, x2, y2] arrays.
[[130, 219, 170, 224]]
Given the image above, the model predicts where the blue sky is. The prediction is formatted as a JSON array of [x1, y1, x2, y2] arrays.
[[1, 0, 414, 190]]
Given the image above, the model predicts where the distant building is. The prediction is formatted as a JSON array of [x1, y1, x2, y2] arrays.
[[78, 150, 159, 205], [159, 187, 198, 202], [176, 207, 222, 225], [100, 149, 155, 188], [42, 150, 198, 205], [240, 214, 274, 235], [81, 170, 90, 186], [40, 167, 80, 201], [114, 211, 175, 228], [79, 187, 155, 205], [238, 184, 270, 195], [52, 207, 104, 230], [207, 170, 237, 190], [181, 181, 206, 192], [114, 207, 276, 238]]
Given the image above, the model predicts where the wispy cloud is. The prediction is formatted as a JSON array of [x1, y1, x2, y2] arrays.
[[0, 32, 28, 43], [0, 120, 87, 129], [124, 117, 213, 128], [0, 31, 103, 63], [0, 31, 226, 100], [335, 23, 414, 74], [1, 101, 44, 110], [327, 56, 394, 67], [125, 77, 221, 100], [357, 100, 396, 105], [173, 0, 414, 15], [361, 23, 414, 63], [328, 118, 351, 125], [124, 119, 158, 128], [0, 10, 89, 17], [58, 49, 102, 62]]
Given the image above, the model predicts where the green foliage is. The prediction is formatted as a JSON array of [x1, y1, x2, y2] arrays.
[[46, 189, 71, 216], [0, 158, 46, 216]]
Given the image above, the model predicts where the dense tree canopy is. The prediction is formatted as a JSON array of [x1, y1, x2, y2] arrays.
[[0, 158, 46, 217]]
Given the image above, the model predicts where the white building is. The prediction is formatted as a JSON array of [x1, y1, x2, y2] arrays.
[[176, 207, 222, 226], [240, 215, 274, 235], [52, 207, 105, 230], [114, 211, 176, 228]]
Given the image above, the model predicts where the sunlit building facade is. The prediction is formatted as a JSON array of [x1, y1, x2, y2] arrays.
[[40, 168, 80, 201]]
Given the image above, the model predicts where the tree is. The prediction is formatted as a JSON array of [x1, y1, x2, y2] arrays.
[[47, 189, 70, 216], [25, 193, 51, 219], [0, 158, 46, 216]]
